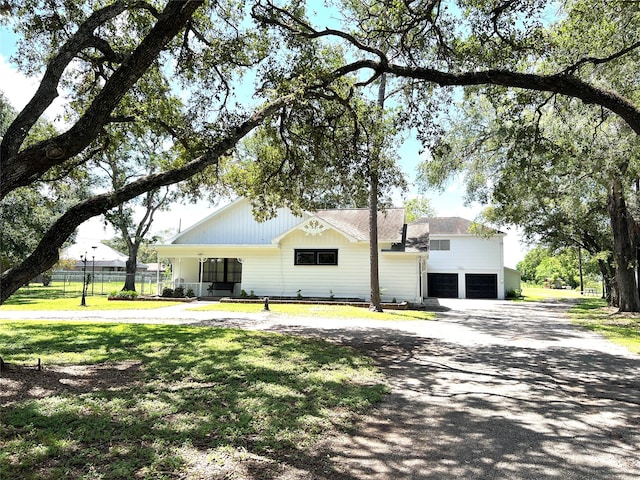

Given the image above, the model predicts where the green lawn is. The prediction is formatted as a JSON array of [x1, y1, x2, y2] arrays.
[[1, 285, 184, 311], [190, 302, 436, 321], [0, 294, 183, 311], [0, 321, 387, 479], [520, 286, 588, 302], [1, 289, 436, 320], [519, 288, 639, 354], [569, 298, 640, 354]]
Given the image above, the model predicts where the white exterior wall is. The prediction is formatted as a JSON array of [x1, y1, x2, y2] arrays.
[[379, 253, 422, 303], [156, 198, 425, 302], [171, 257, 199, 284], [241, 229, 370, 299], [427, 234, 506, 299], [174, 199, 306, 245], [237, 229, 423, 302], [504, 267, 522, 293]]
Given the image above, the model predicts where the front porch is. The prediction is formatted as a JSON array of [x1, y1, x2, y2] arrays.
[[158, 255, 243, 298]]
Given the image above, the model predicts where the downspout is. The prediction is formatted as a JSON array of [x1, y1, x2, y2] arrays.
[[418, 256, 423, 304]]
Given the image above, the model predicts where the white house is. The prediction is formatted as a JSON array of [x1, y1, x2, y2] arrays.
[[62, 241, 148, 272], [155, 198, 519, 301]]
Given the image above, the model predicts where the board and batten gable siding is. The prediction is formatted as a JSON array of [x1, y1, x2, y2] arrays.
[[172, 198, 306, 245]]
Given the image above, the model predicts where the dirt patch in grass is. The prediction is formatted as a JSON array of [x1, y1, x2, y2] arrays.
[[0, 360, 142, 405]]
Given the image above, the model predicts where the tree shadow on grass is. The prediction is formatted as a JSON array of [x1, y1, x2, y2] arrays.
[[2, 286, 82, 305], [0, 322, 386, 479]]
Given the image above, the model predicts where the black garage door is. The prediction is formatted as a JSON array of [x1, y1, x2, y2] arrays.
[[465, 274, 498, 299], [428, 273, 459, 298]]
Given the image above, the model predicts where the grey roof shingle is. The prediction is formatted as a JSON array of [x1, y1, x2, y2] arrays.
[[405, 222, 430, 252], [411, 216, 502, 235], [314, 208, 406, 242]]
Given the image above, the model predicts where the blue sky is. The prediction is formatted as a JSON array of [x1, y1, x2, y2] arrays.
[[0, 20, 526, 266]]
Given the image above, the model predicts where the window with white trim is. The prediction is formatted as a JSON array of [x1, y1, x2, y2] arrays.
[[430, 239, 450, 251]]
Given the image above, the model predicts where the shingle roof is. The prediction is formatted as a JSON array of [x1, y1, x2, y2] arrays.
[[314, 208, 406, 242], [405, 222, 430, 252], [410, 217, 503, 235]]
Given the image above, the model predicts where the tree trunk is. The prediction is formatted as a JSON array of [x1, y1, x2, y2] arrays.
[[368, 73, 386, 312], [608, 178, 640, 311], [369, 170, 383, 311], [597, 258, 615, 304], [122, 245, 139, 292]]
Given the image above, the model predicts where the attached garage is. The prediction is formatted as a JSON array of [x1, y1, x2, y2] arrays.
[[427, 273, 459, 298], [465, 273, 498, 299]]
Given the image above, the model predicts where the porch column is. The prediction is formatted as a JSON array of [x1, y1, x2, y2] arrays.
[[198, 254, 205, 297]]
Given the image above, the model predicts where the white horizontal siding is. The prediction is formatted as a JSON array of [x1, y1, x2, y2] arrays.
[[279, 229, 370, 298], [240, 249, 286, 297], [238, 229, 423, 301], [380, 254, 421, 303]]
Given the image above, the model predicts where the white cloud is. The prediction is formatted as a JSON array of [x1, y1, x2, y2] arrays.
[[0, 53, 67, 123], [0, 53, 39, 110]]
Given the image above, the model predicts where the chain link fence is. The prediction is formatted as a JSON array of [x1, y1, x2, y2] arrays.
[[49, 271, 165, 296]]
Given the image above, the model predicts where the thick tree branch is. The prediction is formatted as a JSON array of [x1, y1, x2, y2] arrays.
[[564, 39, 640, 74], [0, 93, 296, 303], [0, 2, 129, 159], [332, 60, 640, 136], [0, 0, 204, 200]]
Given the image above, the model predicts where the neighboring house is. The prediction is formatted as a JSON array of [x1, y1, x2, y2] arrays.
[[62, 242, 148, 272], [155, 198, 519, 301]]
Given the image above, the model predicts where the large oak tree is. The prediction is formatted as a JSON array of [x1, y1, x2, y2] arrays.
[[5, 0, 640, 312]]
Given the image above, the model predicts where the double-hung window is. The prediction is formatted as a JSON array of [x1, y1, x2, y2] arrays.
[[430, 239, 450, 251], [294, 249, 338, 266]]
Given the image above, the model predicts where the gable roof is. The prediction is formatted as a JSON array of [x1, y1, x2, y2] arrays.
[[167, 197, 243, 244], [63, 242, 148, 269], [168, 198, 306, 246], [314, 208, 406, 242], [411, 216, 503, 236]]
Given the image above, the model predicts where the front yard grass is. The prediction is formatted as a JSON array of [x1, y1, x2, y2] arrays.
[[0, 320, 387, 479], [0, 293, 184, 311], [569, 298, 640, 354], [520, 286, 586, 302], [190, 302, 436, 321]]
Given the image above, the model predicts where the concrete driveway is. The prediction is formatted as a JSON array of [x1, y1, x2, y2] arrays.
[[254, 299, 640, 479], [1, 299, 639, 478]]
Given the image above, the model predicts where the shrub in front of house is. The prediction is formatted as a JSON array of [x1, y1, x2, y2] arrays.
[[173, 286, 185, 298], [162, 287, 174, 298], [110, 290, 139, 300], [505, 289, 521, 299]]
